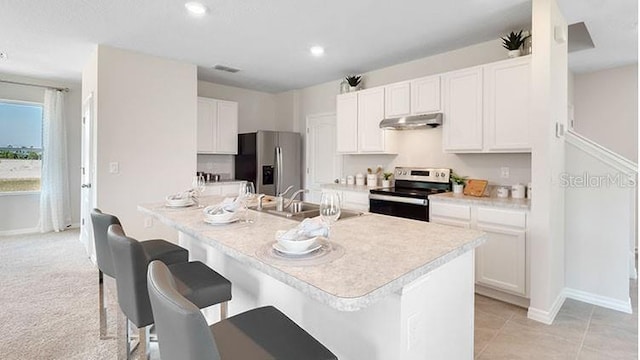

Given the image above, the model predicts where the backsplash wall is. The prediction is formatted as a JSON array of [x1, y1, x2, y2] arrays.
[[197, 154, 234, 180], [341, 128, 531, 186]]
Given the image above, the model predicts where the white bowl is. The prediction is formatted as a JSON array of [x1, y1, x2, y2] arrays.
[[276, 236, 317, 253], [203, 205, 236, 223], [166, 195, 191, 207]]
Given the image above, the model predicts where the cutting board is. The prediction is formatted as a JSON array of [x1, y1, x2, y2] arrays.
[[463, 179, 488, 197]]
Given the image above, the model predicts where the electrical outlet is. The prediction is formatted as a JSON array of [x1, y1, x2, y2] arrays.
[[500, 167, 510, 179], [144, 217, 153, 228], [109, 162, 119, 174]]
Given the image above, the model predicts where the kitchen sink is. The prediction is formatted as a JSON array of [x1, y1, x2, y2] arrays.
[[249, 201, 363, 221]]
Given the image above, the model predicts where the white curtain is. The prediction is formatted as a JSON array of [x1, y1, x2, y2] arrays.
[[39, 89, 71, 232]]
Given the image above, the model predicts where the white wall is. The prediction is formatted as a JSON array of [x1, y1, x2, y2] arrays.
[[284, 39, 533, 187], [83, 45, 197, 241], [0, 74, 82, 234], [564, 138, 634, 312], [573, 64, 638, 162], [527, 0, 568, 324]]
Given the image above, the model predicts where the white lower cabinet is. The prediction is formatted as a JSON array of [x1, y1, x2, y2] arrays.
[[430, 202, 528, 298]]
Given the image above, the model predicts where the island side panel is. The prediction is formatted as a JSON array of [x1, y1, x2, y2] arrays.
[[179, 232, 475, 360]]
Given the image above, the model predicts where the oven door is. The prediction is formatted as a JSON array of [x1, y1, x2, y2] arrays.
[[369, 194, 429, 221]]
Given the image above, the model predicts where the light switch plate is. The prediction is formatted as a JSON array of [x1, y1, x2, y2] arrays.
[[501, 167, 510, 178], [109, 162, 119, 174]]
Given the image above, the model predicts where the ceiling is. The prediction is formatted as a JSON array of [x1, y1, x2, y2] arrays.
[[0, 0, 636, 92]]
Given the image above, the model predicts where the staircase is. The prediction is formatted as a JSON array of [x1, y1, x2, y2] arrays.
[[564, 130, 637, 313]]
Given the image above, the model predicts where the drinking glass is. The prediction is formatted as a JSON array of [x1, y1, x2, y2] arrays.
[[238, 182, 256, 222], [191, 175, 206, 207], [319, 191, 341, 239]]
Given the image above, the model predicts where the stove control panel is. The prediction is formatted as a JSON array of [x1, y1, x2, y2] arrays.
[[394, 167, 451, 183]]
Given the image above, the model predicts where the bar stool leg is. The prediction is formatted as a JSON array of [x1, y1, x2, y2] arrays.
[[220, 301, 228, 320], [98, 270, 114, 340], [138, 326, 150, 360], [116, 308, 129, 360]]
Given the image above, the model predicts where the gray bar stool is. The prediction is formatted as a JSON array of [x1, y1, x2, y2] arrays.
[[108, 224, 232, 359], [147, 260, 338, 360], [90, 208, 189, 339]]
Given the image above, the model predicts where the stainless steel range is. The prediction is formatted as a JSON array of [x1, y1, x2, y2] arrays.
[[369, 167, 452, 221]]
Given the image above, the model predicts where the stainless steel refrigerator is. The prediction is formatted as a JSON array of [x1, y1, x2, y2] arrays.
[[235, 131, 301, 196]]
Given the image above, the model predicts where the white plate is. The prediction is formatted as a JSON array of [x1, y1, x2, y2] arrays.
[[204, 217, 239, 225], [272, 241, 322, 255], [165, 200, 195, 208]]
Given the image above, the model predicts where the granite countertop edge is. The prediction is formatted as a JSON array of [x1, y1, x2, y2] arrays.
[[428, 192, 531, 210]]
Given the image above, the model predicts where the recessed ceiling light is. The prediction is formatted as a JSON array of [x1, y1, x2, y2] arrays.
[[310, 46, 325, 57], [185, 2, 208, 16], [0, 52, 7, 60]]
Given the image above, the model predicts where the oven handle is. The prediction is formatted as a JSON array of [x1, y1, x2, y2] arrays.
[[369, 194, 428, 206]]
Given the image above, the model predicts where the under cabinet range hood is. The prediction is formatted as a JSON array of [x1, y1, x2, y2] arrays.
[[379, 113, 443, 130]]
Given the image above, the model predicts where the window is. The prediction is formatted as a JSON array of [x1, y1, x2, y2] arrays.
[[0, 100, 43, 192]]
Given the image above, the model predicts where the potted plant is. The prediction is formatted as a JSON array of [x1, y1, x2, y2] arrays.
[[345, 75, 362, 92], [382, 172, 393, 188], [501, 30, 530, 58], [450, 173, 468, 194]]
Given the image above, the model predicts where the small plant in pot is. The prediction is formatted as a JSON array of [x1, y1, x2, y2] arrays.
[[451, 173, 468, 194], [382, 172, 393, 188], [501, 30, 530, 58], [345, 75, 362, 92]]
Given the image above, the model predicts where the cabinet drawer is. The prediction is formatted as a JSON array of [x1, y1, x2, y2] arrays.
[[430, 216, 471, 228], [430, 202, 471, 221], [477, 207, 526, 229]]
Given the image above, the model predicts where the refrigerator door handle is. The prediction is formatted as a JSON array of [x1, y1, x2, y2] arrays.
[[276, 146, 283, 194]]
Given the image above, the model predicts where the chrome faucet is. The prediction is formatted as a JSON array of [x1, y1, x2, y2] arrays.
[[275, 185, 294, 211], [284, 189, 309, 211]]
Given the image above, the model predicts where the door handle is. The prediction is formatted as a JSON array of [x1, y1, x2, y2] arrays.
[[81, 183, 92, 189]]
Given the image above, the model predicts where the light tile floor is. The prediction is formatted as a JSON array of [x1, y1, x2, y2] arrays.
[[475, 280, 638, 359]]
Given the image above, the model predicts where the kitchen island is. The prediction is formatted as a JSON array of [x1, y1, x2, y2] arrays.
[[140, 197, 486, 359]]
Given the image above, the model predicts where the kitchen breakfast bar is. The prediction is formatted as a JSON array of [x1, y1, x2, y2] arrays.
[[139, 196, 486, 359]]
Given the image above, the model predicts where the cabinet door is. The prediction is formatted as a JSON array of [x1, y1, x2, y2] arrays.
[[336, 94, 358, 153], [342, 190, 369, 212], [357, 88, 386, 152], [197, 98, 216, 153], [475, 224, 526, 296], [442, 68, 483, 152], [484, 57, 531, 152], [216, 100, 238, 154], [411, 75, 441, 114], [384, 82, 411, 118]]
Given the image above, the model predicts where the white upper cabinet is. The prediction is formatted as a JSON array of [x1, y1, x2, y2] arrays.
[[336, 90, 393, 154], [384, 82, 411, 118], [411, 75, 441, 114], [197, 97, 238, 154], [442, 67, 484, 152], [215, 100, 238, 154], [357, 88, 386, 152], [484, 56, 531, 152], [442, 56, 532, 153], [336, 93, 358, 153]]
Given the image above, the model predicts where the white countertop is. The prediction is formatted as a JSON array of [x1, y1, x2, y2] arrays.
[[139, 196, 486, 311], [429, 192, 531, 210]]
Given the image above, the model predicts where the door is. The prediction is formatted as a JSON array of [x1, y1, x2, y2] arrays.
[[411, 75, 441, 114], [336, 93, 358, 153], [197, 97, 215, 153], [277, 132, 301, 195], [384, 82, 411, 118], [216, 100, 238, 154], [475, 224, 527, 296], [484, 57, 531, 152], [305, 114, 342, 204], [442, 67, 483, 152], [80, 93, 96, 261], [257, 131, 277, 196], [357, 88, 386, 152]]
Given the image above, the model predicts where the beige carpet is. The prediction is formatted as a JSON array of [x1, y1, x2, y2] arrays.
[[0, 229, 117, 359]]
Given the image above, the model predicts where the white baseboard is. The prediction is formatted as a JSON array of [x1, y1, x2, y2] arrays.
[[0, 227, 40, 236], [475, 285, 530, 309], [527, 292, 566, 324], [564, 287, 632, 314]]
